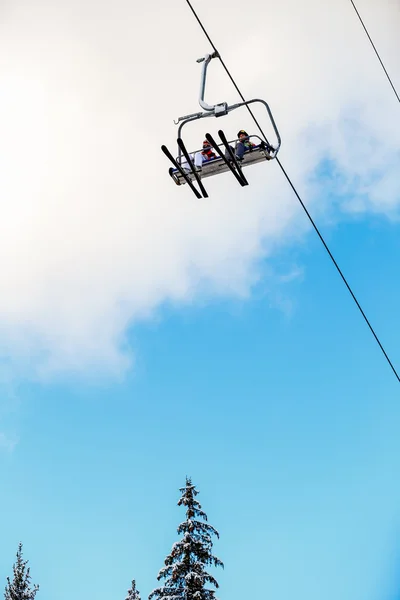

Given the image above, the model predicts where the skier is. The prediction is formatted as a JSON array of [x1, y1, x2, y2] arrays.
[[180, 139, 217, 172], [224, 129, 256, 162]]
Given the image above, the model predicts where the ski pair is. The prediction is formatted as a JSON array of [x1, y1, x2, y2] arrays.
[[161, 140, 207, 199], [205, 130, 248, 187]]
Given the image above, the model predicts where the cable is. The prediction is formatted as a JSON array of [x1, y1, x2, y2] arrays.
[[348, 0, 400, 104], [184, 0, 400, 383]]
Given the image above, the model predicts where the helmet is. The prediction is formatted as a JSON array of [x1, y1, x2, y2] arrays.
[[203, 139, 211, 147], [237, 129, 248, 137]]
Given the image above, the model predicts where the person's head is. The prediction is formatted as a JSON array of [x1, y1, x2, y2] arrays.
[[203, 139, 211, 149], [237, 129, 248, 139]]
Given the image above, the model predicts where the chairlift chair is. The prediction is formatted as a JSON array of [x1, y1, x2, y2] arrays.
[[161, 51, 282, 199]]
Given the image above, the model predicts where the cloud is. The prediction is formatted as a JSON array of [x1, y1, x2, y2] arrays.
[[0, 0, 398, 377]]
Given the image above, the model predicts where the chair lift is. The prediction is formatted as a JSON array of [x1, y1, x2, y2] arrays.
[[161, 51, 282, 199]]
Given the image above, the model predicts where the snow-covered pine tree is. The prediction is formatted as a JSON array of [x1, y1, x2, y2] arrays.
[[4, 543, 39, 600], [149, 477, 223, 600], [126, 580, 141, 600]]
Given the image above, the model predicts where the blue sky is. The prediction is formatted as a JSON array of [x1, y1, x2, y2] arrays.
[[0, 210, 399, 600], [0, 0, 400, 599]]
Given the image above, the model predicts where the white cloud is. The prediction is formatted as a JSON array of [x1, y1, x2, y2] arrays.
[[0, 0, 398, 377]]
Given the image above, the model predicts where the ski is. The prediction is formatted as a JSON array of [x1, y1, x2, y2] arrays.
[[217, 130, 249, 186], [177, 138, 208, 198], [161, 145, 202, 199], [204, 133, 248, 187]]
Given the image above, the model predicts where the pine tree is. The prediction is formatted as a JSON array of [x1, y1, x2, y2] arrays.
[[150, 477, 223, 600], [126, 580, 141, 600], [4, 543, 39, 600]]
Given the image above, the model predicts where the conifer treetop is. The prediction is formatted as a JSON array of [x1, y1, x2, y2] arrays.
[[149, 477, 223, 600], [4, 542, 39, 600], [126, 580, 141, 600]]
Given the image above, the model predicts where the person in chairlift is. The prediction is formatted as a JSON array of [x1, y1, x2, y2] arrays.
[[181, 139, 217, 173], [235, 130, 256, 160], [224, 129, 255, 162]]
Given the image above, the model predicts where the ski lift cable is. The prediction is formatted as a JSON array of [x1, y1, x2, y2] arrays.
[[184, 0, 400, 384], [347, 0, 400, 104]]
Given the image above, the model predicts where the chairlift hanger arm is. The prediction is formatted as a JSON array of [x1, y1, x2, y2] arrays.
[[173, 51, 281, 156], [197, 51, 227, 115]]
